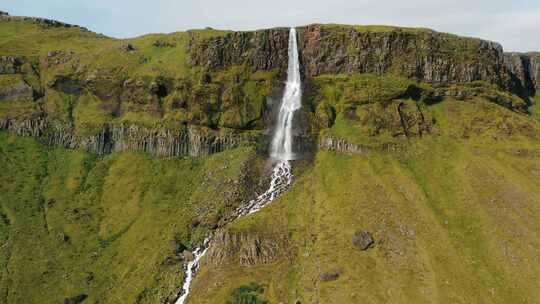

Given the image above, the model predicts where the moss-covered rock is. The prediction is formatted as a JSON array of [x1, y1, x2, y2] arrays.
[[0, 75, 33, 102]]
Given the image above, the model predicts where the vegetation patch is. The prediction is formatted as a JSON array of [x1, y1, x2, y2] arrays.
[[226, 282, 269, 304]]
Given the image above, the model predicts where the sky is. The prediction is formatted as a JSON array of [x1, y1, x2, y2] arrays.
[[1, 0, 539, 52]]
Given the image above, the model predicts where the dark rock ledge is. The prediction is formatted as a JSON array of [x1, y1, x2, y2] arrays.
[[0, 117, 259, 157], [318, 137, 401, 156]]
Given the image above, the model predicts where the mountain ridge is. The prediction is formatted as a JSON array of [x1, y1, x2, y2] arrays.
[[1, 11, 540, 304], [0, 12, 538, 158]]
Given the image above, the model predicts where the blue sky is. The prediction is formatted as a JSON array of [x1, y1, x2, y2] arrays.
[[1, 0, 539, 52]]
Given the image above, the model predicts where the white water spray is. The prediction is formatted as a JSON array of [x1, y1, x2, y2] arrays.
[[271, 27, 302, 161], [175, 27, 301, 304], [175, 238, 209, 304]]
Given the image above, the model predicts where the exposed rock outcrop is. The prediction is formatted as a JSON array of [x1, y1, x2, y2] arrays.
[[352, 231, 375, 250], [319, 137, 402, 155], [188, 28, 290, 73], [1, 17, 538, 160], [504, 52, 540, 96], [0, 56, 25, 74], [0, 78, 33, 102], [204, 230, 287, 266], [319, 137, 372, 155], [118, 43, 137, 53], [298, 25, 510, 87], [189, 25, 520, 93], [0, 117, 258, 157]]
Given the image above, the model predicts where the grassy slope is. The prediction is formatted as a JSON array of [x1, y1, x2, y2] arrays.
[[0, 17, 238, 130], [0, 18, 218, 74], [528, 94, 540, 122], [188, 99, 540, 304], [2, 15, 540, 304], [0, 131, 259, 303], [190, 142, 540, 304]]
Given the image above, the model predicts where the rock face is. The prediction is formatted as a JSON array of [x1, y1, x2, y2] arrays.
[[504, 52, 540, 96], [188, 28, 290, 73], [1, 18, 538, 160], [0, 58, 268, 157], [532, 55, 540, 91], [298, 25, 509, 86], [189, 25, 521, 92], [205, 230, 286, 266], [319, 137, 373, 155], [0, 117, 256, 157]]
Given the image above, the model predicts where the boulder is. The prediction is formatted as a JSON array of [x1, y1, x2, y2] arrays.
[[64, 294, 87, 304], [119, 43, 137, 52], [182, 250, 194, 261], [320, 270, 341, 282], [0, 56, 24, 74], [153, 40, 176, 48], [57, 232, 70, 243], [352, 231, 375, 250]]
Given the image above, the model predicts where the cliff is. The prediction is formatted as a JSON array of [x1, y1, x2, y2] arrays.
[[190, 24, 526, 94], [504, 52, 540, 97], [3, 12, 540, 304], [0, 117, 256, 157], [1, 16, 537, 159]]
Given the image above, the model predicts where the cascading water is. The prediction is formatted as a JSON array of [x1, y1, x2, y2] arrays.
[[175, 27, 301, 304], [270, 27, 302, 161], [234, 27, 301, 216], [174, 238, 209, 304]]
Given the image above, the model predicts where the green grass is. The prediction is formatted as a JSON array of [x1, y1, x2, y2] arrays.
[[528, 94, 540, 122], [2, 15, 540, 304], [307, 72, 536, 148], [0, 18, 110, 57], [0, 17, 531, 143], [226, 282, 269, 304], [0, 17, 285, 134], [189, 133, 540, 303], [0, 131, 259, 303]]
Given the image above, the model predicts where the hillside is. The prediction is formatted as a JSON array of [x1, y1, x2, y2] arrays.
[[1, 11, 540, 304]]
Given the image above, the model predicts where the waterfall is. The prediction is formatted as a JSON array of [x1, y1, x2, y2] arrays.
[[270, 27, 302, 161], [175, 27, 301, 304], [174, 238, 210, 304], [234, 26, 301, 217]]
